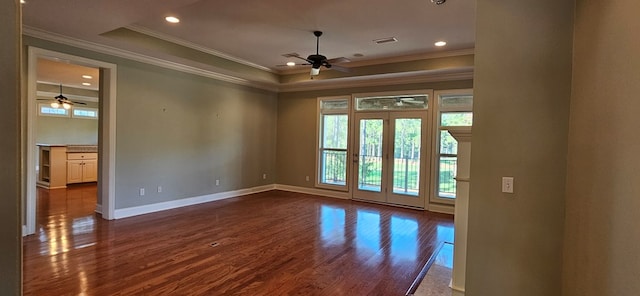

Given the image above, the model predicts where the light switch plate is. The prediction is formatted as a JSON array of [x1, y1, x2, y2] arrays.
[[502, 177, 514, 193]]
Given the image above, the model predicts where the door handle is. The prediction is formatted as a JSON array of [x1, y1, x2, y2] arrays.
[[353, 153, 359, 163]]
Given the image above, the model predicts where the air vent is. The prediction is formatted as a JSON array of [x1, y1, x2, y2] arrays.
[[373, 37, 398, 44], [281, 53, 300, 58]]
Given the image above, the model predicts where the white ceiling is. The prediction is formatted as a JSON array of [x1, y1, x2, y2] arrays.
[[23, 0, 475, 84], [37, 58, 99, 90]]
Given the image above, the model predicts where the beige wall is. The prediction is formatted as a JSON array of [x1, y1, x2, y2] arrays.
[[0, 1, 21, 294], [36, 104, 99, 145], [563, 0, 640, 295], [467, 0, 574, 295], [276, 80, 473, 187], [114, 63, 277, 208], [24, 37, 278, 210]]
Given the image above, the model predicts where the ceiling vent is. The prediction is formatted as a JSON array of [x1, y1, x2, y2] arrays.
[[373, 37, 398, 44]]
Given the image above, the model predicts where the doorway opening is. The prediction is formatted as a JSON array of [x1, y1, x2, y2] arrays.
[[25, 47, 117, 235]]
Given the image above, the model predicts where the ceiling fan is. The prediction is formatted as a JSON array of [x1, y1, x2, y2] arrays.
[[38, 84, 87, 109], [293, 31, 350, 76]]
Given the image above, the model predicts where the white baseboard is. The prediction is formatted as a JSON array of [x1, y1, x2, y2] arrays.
[[114, 184, 276, 219], [428, 203, 455, 215], [95, 204, 102, 214], [274, 184, 350, 200]]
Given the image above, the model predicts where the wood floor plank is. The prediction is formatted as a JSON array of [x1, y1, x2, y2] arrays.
[[24, 186, 454, 295]]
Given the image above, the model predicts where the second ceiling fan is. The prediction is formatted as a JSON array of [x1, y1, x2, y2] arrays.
[[294, 31, 350, 76]]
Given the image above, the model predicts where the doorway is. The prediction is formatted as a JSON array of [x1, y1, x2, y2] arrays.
[[25, 47, 117, 235], [351, 91, 432, 209]]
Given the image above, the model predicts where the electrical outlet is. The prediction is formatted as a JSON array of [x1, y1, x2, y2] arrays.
[[263, 173, 267, 180], [157, 186, 162, 193], [216, 179, 220, 186], [139, 188, 145, 196], [502, 177, 514, 193], [305, 175, 310, 182]]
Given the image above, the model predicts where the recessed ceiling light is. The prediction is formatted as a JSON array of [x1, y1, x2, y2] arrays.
[[165, 16, 180, 24], [82, 75, 93, 79], [82, 82, 91, 86], [286, 62, 296, 67], [20, 0, 26, 4], [435, 41, 447, 47]]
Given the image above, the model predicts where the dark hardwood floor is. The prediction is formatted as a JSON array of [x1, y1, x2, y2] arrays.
[[24, 186, 454, 295]]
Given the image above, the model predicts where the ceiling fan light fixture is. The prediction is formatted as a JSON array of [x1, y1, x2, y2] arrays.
[[286, 62, 296, 67], [62, 102, 71, 110], [51, 102, 59, 108], [310, 67, 320, 76], [165, 16, 180, 23]]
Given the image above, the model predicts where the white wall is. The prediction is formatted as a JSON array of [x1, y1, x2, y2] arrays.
[[467, 0, 574, 295]]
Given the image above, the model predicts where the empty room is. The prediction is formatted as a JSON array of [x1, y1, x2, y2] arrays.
[[3, 0, 639, 296]]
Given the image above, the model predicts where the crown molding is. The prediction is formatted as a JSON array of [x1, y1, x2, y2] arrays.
[[125, 25, 275, 73], [276, 48, 475, 75], [278, 67, 474, 93], [23, 26, 473, 94], [23, 26, 280, 92]]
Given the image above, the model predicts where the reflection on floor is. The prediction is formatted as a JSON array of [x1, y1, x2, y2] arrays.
[[24, 190, 454, 295], [413, 242, 454, 296], [33, 183, 98, 255]]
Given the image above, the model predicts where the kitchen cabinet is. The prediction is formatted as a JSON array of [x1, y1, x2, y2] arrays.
[[37, 145, 68, 189], [67, 152, 98, 184]]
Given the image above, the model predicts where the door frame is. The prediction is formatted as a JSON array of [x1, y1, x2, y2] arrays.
[[350, 89, 434, 209], [25, 47, 117, 235], [386, 111, 429, 208], [352, 112, 389, 203]]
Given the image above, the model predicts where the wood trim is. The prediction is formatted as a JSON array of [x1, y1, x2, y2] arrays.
[[274, 184, 350, 200], [427, 203, 455, 215], [114, 185, 276, 219]]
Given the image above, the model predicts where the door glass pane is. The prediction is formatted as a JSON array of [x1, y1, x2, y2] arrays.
[[358, 119, 384, 192], [392, 118, 421, 196]]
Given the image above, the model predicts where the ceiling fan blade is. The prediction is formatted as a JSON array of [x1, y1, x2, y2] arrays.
[[293, 55, 312, 63], [326, 57, 351, 64], [328, 64, 351, 73], [72, 101, 87, 105]]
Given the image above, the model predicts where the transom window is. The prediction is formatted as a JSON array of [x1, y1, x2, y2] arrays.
[[72, 107, 98, 119], [39, 103, 69, 117]]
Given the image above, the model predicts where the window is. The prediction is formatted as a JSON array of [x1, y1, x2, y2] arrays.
[[317, 97, 349, 189], [72, 107, 98, 119], [433, 90, 473, 202], [39, 103, 69, 117]]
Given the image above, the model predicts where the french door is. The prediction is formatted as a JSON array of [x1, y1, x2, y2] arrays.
[[352, 111, 428, 208]]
